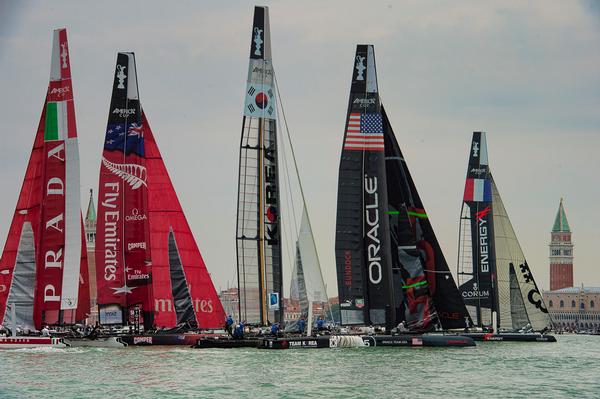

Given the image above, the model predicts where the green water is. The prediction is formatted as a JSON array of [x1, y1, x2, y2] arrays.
[[1, 335, 598, 398]]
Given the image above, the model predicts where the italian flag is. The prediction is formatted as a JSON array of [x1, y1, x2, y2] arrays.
[[44, 101, 69, 141]]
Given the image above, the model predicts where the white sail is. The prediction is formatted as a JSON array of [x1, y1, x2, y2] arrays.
[[292, 207, 328, 317], [491, 177, 552, 331]]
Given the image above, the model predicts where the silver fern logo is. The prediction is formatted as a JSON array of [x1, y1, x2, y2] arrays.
[[102, 157, 147, 189]]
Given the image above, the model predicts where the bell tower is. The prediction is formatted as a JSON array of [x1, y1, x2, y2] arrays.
[[549, 198, 573, 290]]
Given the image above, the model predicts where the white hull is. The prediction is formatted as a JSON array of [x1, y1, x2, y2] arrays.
[[64, 336, 127, 348], [0, 336, 68, 349]]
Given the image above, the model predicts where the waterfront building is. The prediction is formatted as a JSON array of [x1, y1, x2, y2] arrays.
[[218, 288, 239, 321], [544, 286, 600, 331]]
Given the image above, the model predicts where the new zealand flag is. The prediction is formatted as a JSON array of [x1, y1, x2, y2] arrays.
[[103, 123, 145, 156]]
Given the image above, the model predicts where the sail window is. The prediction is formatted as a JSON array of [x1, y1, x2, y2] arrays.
[[571, 300, 576, 308], [591, 301, 595, 308], [549, 300, 553, 308], [560, 300, 564, 308]]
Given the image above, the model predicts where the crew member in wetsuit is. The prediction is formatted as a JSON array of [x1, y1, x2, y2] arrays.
[[270, 322, 279, 337], [232, 322, 245, 340], [316, 316, 325, 332], [298, 317, 306, 334], [225, 314, 234, 336]]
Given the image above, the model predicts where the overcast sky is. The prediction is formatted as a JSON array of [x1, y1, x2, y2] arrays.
[[1, 0, 599, 297]]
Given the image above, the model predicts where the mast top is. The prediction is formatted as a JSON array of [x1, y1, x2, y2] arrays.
[[552, 198, 570, 233], [249, 6, 271, 61]]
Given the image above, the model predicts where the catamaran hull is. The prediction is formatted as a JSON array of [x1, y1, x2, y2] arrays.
[[64, 336, 127, 348], [119, 333, 220, 346], [259, 334, 475, 349], [461, 333, 557, 342], [193, 338, 261, 348], [0, 337, 68, 349]]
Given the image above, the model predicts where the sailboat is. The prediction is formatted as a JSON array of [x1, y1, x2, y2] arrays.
[[198, 6, 335, 350], [94, 52, 225, 346], [0, 28, 87, 349], [333, 44, 474, 347], [235, 5, 284, 327], [457, 132, 555, 342]]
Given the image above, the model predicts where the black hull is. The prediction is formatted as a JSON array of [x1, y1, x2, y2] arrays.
[[119, 333, 217, 346], [260, 334, 475, 349], [193, 338, 261, 349], [461, 332, 557, 342]]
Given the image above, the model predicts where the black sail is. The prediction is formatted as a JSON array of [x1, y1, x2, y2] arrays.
[[335, 45, 395, 326], [457, 132, 498, 327], [168, 230, 196, 326], [382, 108, 471, 330]]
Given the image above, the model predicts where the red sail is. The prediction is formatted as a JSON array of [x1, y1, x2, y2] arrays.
[[95, 53, 224, 328], [144, 113, 225, 328], [0, 28, 89, 329]]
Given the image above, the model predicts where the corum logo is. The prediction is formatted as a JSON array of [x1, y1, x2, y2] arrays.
[[102, 157, 147, 190], [476, 206, 491, 220]]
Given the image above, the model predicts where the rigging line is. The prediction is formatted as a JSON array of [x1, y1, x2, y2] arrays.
[[273, 70, 333, 321], [278, 118, 299, 238], [278, 128, 300, 300]]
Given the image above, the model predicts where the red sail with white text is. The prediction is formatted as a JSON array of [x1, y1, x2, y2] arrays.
[[0, 28, 89, 329], [95, 53, 224, 329]]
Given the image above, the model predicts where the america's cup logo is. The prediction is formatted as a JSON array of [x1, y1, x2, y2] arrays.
[[472, 141, 480, 157], [355, 55, 366, 81], [254, 27, 263, 56], [60, 43, 68, 68], [116, 65, 127, 89]]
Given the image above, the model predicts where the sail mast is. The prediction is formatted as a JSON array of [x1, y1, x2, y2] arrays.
[[236, 6, 281, 325]]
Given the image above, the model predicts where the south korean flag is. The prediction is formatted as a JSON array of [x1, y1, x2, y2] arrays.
[[243, 82, 277, 119]]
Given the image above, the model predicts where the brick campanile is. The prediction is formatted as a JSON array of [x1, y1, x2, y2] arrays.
[[549, 198, 573, 290]]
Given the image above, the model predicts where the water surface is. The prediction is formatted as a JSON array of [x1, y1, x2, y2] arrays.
[[1, 335, 598, 398]]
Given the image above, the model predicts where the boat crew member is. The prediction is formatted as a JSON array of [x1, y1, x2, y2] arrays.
[[41, 326, 50, 337], [298, 317, 306, 334], [397, 321, 409, 333], [225, 314, 234, 336], [233, 322, 245, 340], [270, 322, 279, 336], [316, 316, 325, 332]]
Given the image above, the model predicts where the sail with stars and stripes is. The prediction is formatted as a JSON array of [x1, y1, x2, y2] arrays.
[[0, 28, 90, 330], [335, 45, 471, 331]]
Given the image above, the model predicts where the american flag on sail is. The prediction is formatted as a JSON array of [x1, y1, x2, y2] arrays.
[[343, 113, 384, 151]]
